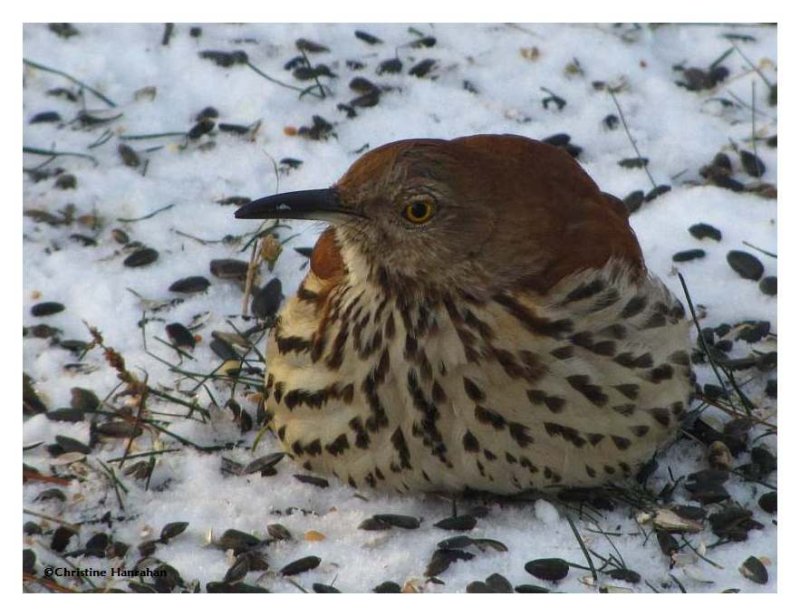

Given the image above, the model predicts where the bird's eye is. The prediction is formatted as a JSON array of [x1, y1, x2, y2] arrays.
[[403, 199, 435, 224]]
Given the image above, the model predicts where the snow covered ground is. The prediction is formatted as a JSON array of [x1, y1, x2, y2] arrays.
[[22, 23, 777, 594]]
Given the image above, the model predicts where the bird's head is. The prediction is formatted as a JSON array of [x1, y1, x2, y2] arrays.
[[235, 135, 644, 296]]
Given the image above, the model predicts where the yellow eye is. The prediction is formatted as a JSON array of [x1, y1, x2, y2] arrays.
[[403, 199, 435, 224]]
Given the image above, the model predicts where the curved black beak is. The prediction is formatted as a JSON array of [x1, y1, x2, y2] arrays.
[[234, 188, 356, 223]]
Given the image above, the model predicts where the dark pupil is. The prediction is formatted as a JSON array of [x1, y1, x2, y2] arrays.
[[410, 202, 428, 219]]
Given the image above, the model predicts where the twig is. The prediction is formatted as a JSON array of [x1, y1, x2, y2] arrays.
[[742, 240, 777, 258], [566, 514, 598, 582], [23, 58, 117, 107], [23, 145, 98, 166], [608, 89, 657, 190], [677, 273, 735, 406], [117, 203, 174, 223]]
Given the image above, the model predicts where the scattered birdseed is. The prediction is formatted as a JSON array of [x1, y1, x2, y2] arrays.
[[165, 322, 195, 349], [425, 548, 475, 577], [30, 301, 65, 317], [117, 143, 141, 167], [313, 583, 340, 593], [672, 249, 706, 262], [622, 190, 645, 214], [279, 555, 321, 576], [689, 222, 722, 241], [216, 529, 262, 554], [514, 584, 550, 593], [169, 276, 211, 294], [251, 278, 283, 319], [209, 258, 249, 281], [123, 247, 159, 268], [524, 558, 570, 582], [355, 30, 382, 45], [433, 515, 477, 531], [373, 581, 401, 593], [54, 435, 91, 454], [726, 251, 764, 281], [759, 276, 777, 296], [740, 150, 766, 178], [293, 474, 329, 488], [377, 58, 403, 74], [758, 491, 777, 514], [371, 514, 421, 529], [739, 556, 769, 585]]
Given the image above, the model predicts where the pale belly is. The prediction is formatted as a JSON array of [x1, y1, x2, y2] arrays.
[[264, 262, 693, 495]]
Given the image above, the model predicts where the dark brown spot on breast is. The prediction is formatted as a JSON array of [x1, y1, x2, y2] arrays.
[[474, 406, 506, 429], [630, 425, 650, 437], [621, 295, 647, 319], [613, 383, 640, 400], [462, 430, 480, 452], [566, 374, 608, 407], [463, 376, 485, 402]]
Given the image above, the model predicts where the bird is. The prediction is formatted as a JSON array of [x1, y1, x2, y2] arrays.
[[235, 134, 694, 495]]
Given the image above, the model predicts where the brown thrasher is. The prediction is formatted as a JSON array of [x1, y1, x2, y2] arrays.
[[236, 135, 693, 494]]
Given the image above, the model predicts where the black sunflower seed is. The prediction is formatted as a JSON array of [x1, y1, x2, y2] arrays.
[[31, 302, 65, 317], [152, 563, 184, 593], [608, 568, 641, 584], [267, 524, 292, 541], [466, 581, 490, 593], [117, 143, 141, 167], [280, 555, 321, 576], [618, 157, 649, 169], [46, 408, 85, 422], [726, 251, 764, 281], [645, 185, 671, 202], [95, 421, 143, 438], [296, 38, 329, 53], [207, 581, 269, 593], [485, 573, 513, 593], [740, 150, 766, 178], [358, 517, 392, 531], [210, 338, 238, 361], [515, 584, 550, 593], [165, 323, 195, 349], [410, 36, 437, 48], [23, 549, 36, 574], [759, 276, 777, 296], [54, 435, 91, 454], [689, 222, 722, 241], [70, 387, 100, 412], [124, 247, 159, 268], [355, 30, 382, 45], [350, 77, 379, 94], [280, 158, 303, 170], [51, 526, 77, 552], [377, 58, 402, 74], [409, 59, 436, 78], [672, 249, 706, 262], [425, 548, 474, 577], [24, 522, 43, 535], [350, 91, 381, 108], [434, 515, 477, 531], [199, 50, 249, 67], [35, 488, 66, 502], [293, 474, 329, 488], [169, 276, 210, 294], [138, 539, 159, 557], [188, 118, 215, 139], [160, 522, 189, 543], [739, 556, 769, 585], [524, 558, 569, 582], [373, 581, 401, 593], [210, 258, 249, 281], [372, 514, 421, 529], [736, 320, 771, 342], [472, 538, 508, 552], [53, 173, 76, 189], [217, 529, 262, 554], [251, 278, 283, 319], [313, 583, 340, 593], [437, 535, 474, 550], [30, 111, 62, 124], [656, 530, 679, 555], [218, 123, 251, 135], [294, 247, 313, 258], [709, 506, 764, 541], [758, 491, 777, 514], [622, 190, 645, 214], [242, 453, 285, 475]]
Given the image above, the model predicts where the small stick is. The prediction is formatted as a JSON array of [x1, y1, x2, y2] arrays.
[[23, 58, 117, 107], [116, 203, 174, 223], [608, 89, 657, 190], [23, 145, 98, 166]]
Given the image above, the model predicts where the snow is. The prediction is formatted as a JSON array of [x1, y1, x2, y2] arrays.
[[22, 22, 777, 596]]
